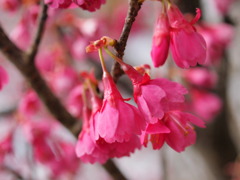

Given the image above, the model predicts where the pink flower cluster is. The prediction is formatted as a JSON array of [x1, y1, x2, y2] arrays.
[[74, 38, 205, 163], [151, 2, 206, 68], [45, 0, 106, 11], [183, 67, 222, 122]]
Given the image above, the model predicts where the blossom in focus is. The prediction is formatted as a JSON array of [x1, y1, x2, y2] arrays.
[[142, 111, 205, 152], [94, 72, 146, 143], [117, 61, 187, 124], [76, 87, 141, 164], [168, 6, 206, 68], [151, 13, 170, 67], [0, 66, 8, 90], [151, 2, 207, 68]]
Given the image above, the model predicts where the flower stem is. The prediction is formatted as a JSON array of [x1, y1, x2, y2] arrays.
[[104, 47, 123, 65], [98, 48, 108, 73]]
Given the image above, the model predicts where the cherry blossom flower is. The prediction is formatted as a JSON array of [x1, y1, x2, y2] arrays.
[[0, 0, 20, 12], [151, 2, 206, 68], [76, 88, 141, 164], [94, 72, 146, 143], [112, 60, 187, 124], [197, 23, 234, 65], [19, 91, 41, 116], [168, 6, 206, 68], [151, 13, 170, 67], [0, 133, 13, 163], [183, 67, 218, 89], [189, 89, 222, 122], [214, 0, 235, 15], [142, 111, 205, 152], [0, 66, 8, 90]]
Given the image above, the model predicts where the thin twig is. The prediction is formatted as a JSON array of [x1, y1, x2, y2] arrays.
[[111, 0, 143, 82], [28, 3, 48, 64]]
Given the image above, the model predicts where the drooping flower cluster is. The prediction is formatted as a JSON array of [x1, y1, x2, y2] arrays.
[[151, 1, 207, 68], [74, 36, 205, 163]]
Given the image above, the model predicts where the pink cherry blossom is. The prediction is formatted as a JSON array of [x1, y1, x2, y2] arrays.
[[197, 23, 234, 65], [168, 6, 206, 68], [73, 0, 106, 12], [0, 66, 8, 90], [118, 62, 187, 124], [19, 91, 41, 116], [183, 67, 218, 89], [214, 0, 235, 15], [66, 85, 84, 118], [0, 0, 20, 12], [190, 89, 222, 122], [151, 13, 170, 67], [94, 72, 146, 143], [142, 111, 205, 152], [76, 92, 141, 164], [0, 133, 13, 163]]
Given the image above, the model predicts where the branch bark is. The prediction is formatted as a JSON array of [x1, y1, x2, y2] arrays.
[[111, 0, 143, 82], [28, 2, 48, 64]]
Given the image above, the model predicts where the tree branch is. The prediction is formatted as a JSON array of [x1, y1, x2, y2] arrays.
[[0, 25, 77, 130], [111, 0, 143, 82], [28, 3, 48, 64]]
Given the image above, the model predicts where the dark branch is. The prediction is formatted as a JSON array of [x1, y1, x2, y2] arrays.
[[28, 3, 48, 63], [103, 160, 126, 180], [0, 25, 77, 130], [111, 0, 143, 82]]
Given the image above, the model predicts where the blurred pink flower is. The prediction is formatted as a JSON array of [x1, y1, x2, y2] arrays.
[[0, 66, 8, 90], [19, 91, 41, 116], [0, 133, 13, 163], [183, 67, 218, 89], [142, 111, 205, 152], [74, 0, 106, 12], [190, 89, 222, 122], [197, 23, 234, 65], [214, 0, 235, 15], [66, 85, 84, 118], [0, 0, 20, 12]]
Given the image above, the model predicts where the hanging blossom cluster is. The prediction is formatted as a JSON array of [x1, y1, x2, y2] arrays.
[[74, 36, 206, 164], [151, 0, 206, 68]]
